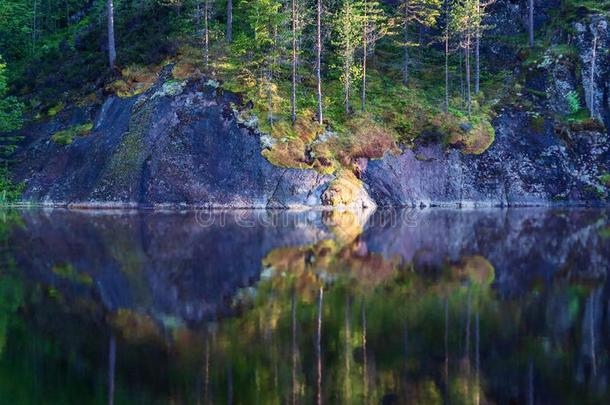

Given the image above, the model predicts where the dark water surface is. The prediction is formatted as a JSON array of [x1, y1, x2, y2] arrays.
[[1, 208, 610, 404]]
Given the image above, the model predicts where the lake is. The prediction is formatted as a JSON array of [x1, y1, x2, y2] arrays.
[[0, 208, 609, 404]]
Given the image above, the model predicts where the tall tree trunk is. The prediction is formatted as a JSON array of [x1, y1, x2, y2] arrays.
[[475, 310, 480, 405], [443, 297, 449, 403], [32, 0, 38, 54], [475, 0, 480, 94], [344, 296, 351, 402], [316, 0, 323, 124], [106, 0, 116, 69], [291, 290, 299, 405], [402, 1, 409, 86], [361, 301, 369, 403], [465, 35, 472, 116], [316, 287, 324, 405], [527, 0, 534, 48], [203, 333, 210, 404], [227, 362, 234, 405], [444, 0, 449, 111], [590, 31, 598, 118], [108, 335, 116, 405], [226, 0, 233, 42], [291, 0, 298, 124], [361, 0, 368, 112], [204, 0, 209, 69], [344, 58, 351, 114]]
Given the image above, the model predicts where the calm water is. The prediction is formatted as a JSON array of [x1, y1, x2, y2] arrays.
[[0, 208, 609, 404]]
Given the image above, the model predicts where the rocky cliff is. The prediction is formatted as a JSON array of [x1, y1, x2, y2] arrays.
[[11, 68, 340, 209], [9, 7, 610, 209]]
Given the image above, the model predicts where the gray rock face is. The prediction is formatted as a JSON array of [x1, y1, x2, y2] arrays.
[[11, 72, 334, 208], [546, 57, 579, 116], [574, 15, 610, 128], [364, 111, 610, 207]]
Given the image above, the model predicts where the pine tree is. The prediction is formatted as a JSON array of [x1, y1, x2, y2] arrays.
[[450, 0, 479, 116], [106, 0, 116, 69], [360, 0, 388, 111], [335, 0, 363, 114], [527, 0, 534, 48], [399, 0, 440, 86], [246, 0, 286, 125], [316, 0, 323, 124], [474, 0, 495, 94], [227, 0, 233, 42]]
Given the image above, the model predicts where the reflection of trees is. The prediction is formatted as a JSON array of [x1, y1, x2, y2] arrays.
[[1, 210, 610, 404]]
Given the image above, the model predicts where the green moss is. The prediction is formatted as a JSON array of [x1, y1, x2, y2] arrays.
[[105, 102, 153, 185], [51, 122, 94, 145], [530, 114, 545, 133], [52, 264, 93, 285], [47, 102, 65, 117], [599, 174, 610, 187]]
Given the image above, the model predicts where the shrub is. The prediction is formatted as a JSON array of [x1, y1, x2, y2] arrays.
[[565, 90, 580, 114], [0, 166, 24, 204]]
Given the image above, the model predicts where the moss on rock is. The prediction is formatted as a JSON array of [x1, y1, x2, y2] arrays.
[[51, 122, 93, 145]]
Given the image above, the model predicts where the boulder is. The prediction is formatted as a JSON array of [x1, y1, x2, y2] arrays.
[[364, 111, 610, 207], [11, 70, 339, 209]]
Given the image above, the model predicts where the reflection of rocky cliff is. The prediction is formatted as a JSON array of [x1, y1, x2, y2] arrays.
[[11, 210, 332, 324], [10, 208, 610, 327], [362, 209, 610, 295]]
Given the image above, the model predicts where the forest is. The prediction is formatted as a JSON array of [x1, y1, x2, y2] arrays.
[[0, 0, 608, 205]]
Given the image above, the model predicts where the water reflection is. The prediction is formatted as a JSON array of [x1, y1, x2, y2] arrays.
[[0, 208, 609, 404]]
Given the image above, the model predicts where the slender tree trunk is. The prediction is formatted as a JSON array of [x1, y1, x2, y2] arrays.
[[527, 0, 534, 48], [361, 0, 368, 112], [32, 0, 38, 53], [227, 362, 233, 405], [443, 297, 449, 403], [475, 310, 480, 405], [344, 58, 351, 114], [106, 0, 116, 69], [291, 290, 299, 405], [475, 0, 480, 94], [344, 296, 351, 402], [316, 0, 323, 124], [226, 0, 233, 42], [362, 301, 369, 403], [108, 335, 116, 405], [444, 0, 449, 111], [459, 50, 464, 101], [402, 1, 409, 86], [465, 36, 472, 116], [291, 0, 298, 124], [316, 287, 324, 405], [590, 32, 598, 118], [203, 333, 210, 404], [204, 0, 209, 69]]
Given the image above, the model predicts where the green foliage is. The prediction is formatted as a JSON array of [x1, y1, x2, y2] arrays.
[[0, 56, 24, 205], [599, 173, 610, 187], [0, 56, 24, 133], [565, 90, 580, 114], [400, 0, 442, 31], [0, 167, 24, 204], [50, 122, 93, 145]]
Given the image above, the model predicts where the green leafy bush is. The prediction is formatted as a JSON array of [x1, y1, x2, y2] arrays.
[[565, 90, 580, 114], [0, 166, 24, 204]]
